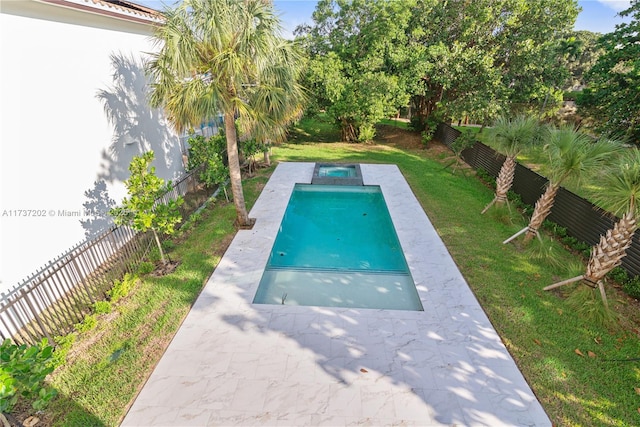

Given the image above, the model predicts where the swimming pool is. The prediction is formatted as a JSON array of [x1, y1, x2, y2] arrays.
[[311, 163, 363, 186], [318, 165, 356, 177], [253, 183, 423, 310]]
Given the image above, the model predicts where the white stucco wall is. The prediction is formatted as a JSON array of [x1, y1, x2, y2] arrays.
[[0, 1, 184, 293]]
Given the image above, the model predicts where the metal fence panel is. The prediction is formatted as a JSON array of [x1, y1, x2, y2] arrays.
[[435, 122, 640, 278], [0, 167, 208, 345]]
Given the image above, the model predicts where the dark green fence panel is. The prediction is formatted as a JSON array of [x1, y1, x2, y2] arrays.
[[435, 122, 640, 278]]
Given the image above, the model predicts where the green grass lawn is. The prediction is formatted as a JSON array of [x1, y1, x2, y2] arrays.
[[379, 117, 412, 130], [42, 117, 640, 426], [453, 124, 483, 134]]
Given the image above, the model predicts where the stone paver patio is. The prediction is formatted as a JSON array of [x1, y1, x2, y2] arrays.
[[121, 162, 551, 426]]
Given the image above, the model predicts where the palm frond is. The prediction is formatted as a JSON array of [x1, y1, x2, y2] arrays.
[[489, 114, 540, 157], [544, 125, 623, 187], [146, 0, 305, 142], [593, 148, 640, 218]]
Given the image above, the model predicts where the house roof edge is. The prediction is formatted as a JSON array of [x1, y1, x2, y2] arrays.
[[35, 0, 163, 25]]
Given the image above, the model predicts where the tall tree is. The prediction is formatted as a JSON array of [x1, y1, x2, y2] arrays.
[[504, 126, 621, 244], [545, 149, 640, 307], [299, 0, 411, 141], [577, 0, 640, 143], [405, 0, 579, 129], [481, 115, 540, 214], [562, 30, 603, 90], [147, 0, 305, 226]]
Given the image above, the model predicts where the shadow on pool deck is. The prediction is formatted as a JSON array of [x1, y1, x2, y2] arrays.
[[121, 162, 551, 426]]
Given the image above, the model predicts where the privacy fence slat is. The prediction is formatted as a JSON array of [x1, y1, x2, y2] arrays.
[[0, 167, 209, 345], [435, 122, 640, 278]]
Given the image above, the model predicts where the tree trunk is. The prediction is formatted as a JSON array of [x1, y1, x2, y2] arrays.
[[524, 183, 560, 243], [153, 229, 166, 265], [495, 155, 517, 204], [341, 119, 358, 142], [482, 155, 516, 214], [263, 147, 271, 166], [224, 110, 250, 226], [585, 211, 637, 284], [411, 82, 444, 131]]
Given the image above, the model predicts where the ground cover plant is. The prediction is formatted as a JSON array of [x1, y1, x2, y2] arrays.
[[29, 117, 640, 426]]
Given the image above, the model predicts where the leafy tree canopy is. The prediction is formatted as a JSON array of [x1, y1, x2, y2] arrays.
[[298, 0, 410, 141], [562, 30, 603, 90], [577, 0, 640, 143], [299, 0, 579, 134]]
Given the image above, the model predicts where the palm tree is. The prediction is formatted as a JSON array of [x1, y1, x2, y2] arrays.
[[147, 0, 306, 227], [504, 125, 621, 244], [545, 149, 640, 307], [481, 115, 539, 214]]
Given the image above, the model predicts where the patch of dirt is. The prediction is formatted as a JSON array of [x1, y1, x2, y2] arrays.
[[235, 217, 256, 230], [374, 123, 423, 150], [150, 260, 180, 277], [374, 123, 454, 158]]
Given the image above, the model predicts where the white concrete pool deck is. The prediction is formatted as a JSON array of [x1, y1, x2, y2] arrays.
[[121, 162, 551, 427]]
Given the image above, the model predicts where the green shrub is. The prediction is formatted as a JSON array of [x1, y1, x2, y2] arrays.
[[147, 247, 161, 263], [451, 131, 476, 156], [476, 168, 496, 188], [357, 124, 376, 143], [0, 338, 57, 413], [607, 266, 629, 284], [187, 134, 230, 187], [137, 261, 154, 275], [545, 221, 568, 238], [409, 115, 425, 132], [107, 273, 138, 303], [507, 191, 524, 209], [623, 276, 640, 299], [74, 314, 97, 333], [187, 134, 226, 170], [563, 90, 582, 101], [51, 334, 76, 367], [93, 301, 112, 315], [562, 235, 579, 247], [421, 130, 433, 146], [606, 268, 640, 299], [507, 191, 533, 216], [177, 211, 204, 236]]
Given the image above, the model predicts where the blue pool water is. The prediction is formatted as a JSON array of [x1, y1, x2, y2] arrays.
[[318, 165, 356, 177], [253, 184, 423, 310]]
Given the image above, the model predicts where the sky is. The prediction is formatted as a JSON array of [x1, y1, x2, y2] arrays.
[[136, 0, 634, 38]]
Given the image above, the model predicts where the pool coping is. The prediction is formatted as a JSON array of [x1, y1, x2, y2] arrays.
[[121, 162, 551, 426]]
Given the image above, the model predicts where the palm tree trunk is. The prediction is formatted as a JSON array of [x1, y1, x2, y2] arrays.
[[585, 211, 637, 284], [224, 110, 250, 227], [263, 146, 271, 166], [482, 155, 516, 214], [524, 182, 560, 243], [545, 212, 636, 308]]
